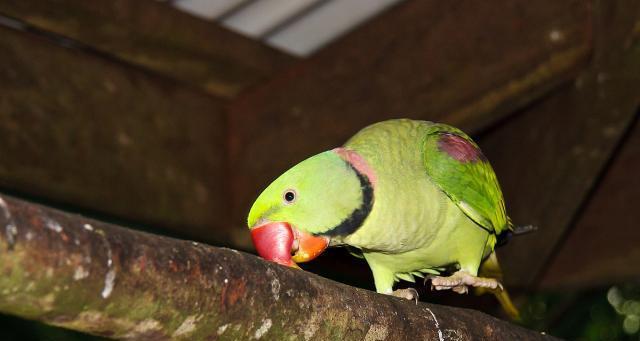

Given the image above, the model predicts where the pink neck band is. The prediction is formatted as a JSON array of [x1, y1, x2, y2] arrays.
[[333, 148, 377, 187]]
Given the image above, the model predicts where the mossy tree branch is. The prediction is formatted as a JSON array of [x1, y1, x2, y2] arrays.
[[0, 194, 554, 340]]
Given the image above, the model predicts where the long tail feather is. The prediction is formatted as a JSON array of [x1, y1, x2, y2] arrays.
[[497, 224, 538, 247], [476, 252, 521, 321], [513, 224, 538, 235]]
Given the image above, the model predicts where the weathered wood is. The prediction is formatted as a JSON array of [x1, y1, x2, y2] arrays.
[[481, 0, 640, 287], [228, 0, 592, 245], [0, 0, 295, 97], [0, 194, 557, 340], [539, 112, 640, 289], [0, 26, 230, 244]]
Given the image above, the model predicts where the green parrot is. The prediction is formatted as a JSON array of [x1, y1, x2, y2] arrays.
[[248, 119, 519, 318]]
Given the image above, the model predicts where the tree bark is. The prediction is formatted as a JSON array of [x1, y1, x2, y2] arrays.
[[0, 194, 555, 340]]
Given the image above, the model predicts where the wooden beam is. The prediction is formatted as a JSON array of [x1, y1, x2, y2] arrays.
[[228, 0, 592, 245], [481, 0, 640, 287], [539, 112, 640, 289], [0, 26, 230, 244], [0, 194, 557, 340], [0, 0, 295, 98]]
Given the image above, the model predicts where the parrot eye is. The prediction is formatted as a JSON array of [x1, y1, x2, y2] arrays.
[[283, 190, 297, 204]]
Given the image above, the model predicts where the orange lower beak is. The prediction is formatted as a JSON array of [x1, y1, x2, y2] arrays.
[[291, 229, 329, 263]]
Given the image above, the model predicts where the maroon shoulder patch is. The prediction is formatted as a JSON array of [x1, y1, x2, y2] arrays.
[[437, 133, 485, 163]]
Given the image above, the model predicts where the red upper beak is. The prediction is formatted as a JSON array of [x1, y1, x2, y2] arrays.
[[250, 222, 329, 268], [251, 221, 298, 268]]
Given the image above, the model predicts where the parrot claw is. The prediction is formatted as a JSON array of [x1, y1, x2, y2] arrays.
[[424, 275, 436, 287], [428, 270, 503, 294], [391, 288, 419, 304], [452, 285, 469, 294]]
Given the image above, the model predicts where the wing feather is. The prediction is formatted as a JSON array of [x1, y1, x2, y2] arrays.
[[423, 124, 510, 235]]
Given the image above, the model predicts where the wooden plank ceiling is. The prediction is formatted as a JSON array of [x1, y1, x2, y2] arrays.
[[0, 0, 638, 290], [486, 0, 640, 287], [0, 25, 229, 243], [540, 113, 640, 289], [173, 0, 407, 56], [0, 0, 294, 97]]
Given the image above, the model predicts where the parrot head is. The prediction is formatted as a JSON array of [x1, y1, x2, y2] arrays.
[[248, 149, 375, 268]]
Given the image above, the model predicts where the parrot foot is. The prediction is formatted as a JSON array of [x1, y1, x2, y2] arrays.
[[391, 288, 419, 304], [428, 270, 503, 294]]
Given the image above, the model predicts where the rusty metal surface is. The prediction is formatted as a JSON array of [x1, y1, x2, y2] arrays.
[[0, 194, 556, 340]]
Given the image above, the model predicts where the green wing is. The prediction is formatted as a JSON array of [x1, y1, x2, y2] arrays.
[[423, 124, 511, 235]]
